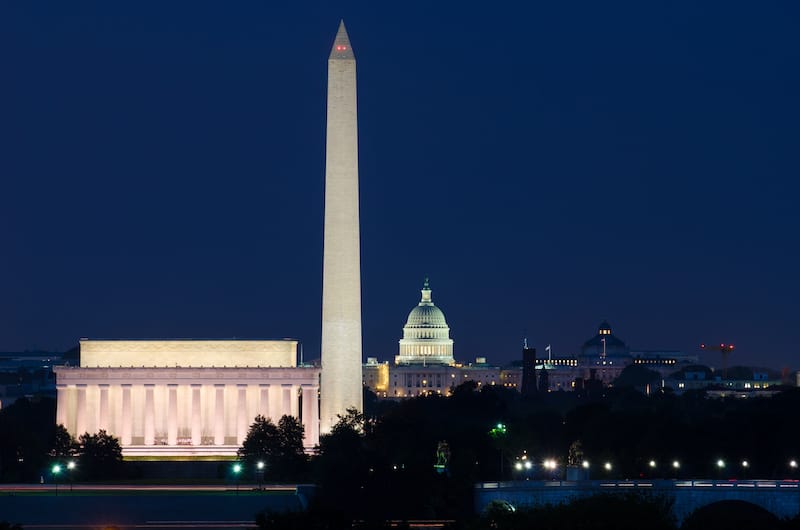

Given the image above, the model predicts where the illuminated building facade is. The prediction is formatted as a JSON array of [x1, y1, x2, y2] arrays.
[[320, 21, 363, 433], [364, 281, 517, 398], [533, 322, 698, 392], [395, 280, 454, 366], [54, 339, 320, 458]]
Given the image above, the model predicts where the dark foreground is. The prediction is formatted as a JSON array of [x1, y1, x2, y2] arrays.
[[0, 484, 309, 529]]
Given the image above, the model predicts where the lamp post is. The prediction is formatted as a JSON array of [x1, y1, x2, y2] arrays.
[[489, 423, 507, 479], [67, 461, 76, 492], [232, 463, 242, 495], [51, 464, 61, 496], [256, 461, 265, 491]]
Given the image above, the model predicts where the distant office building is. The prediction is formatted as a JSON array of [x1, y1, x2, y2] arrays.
[[0, 351, 66, 408], [535, 322, 697, 392], [667, 365, 784, 397], [577, 321, 629, 386]]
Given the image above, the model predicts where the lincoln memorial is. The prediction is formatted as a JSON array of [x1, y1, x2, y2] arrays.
[[54, 339, 320, 458]]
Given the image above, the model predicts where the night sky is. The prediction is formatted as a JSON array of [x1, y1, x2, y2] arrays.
[[2, 2, 798, 370]]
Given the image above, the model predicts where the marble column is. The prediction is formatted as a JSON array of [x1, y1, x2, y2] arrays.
[[56, 384, 68, 429], [167, 384, 178, 446], [121, 384, 132, 446], [301, 385, 319, 447], [269, 385, 281, 421], [75, 384, 87, 436], [259, 384, 270, 419], [144, 384, 155, 446], [214, 384, 225, 445], [290, 384, 300, 419], [191, 384, 202, 446], [236, 384, 248, 444], [98, 384, 109, 434], [281, 384, 292, 419]]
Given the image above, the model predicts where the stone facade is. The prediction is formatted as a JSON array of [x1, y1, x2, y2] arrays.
[[54, 339, 319, 458], [320, 21, 363, 433]]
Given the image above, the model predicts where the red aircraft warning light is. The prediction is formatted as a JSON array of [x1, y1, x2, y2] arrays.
[[700, 343, 735, 380]]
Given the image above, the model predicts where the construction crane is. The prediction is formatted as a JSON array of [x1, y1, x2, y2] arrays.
[[700, 343, 735, 380]]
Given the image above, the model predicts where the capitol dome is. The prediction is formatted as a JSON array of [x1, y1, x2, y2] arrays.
[[395, 279, 455, 366]]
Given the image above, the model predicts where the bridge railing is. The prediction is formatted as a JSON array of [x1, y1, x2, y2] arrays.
[[475, 479, 800, 491]]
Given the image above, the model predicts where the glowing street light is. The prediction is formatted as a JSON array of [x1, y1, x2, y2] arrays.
[[582, 460, 590, 469], [66, 461, 76, 492], [790, 460, 798, 469], [256, 461, 265, 491], [489, 423, 507, 437], [741, 460, 749, 468], [514, 462, 523, 471], [232, 463, 242, 495], [604, 462, 612, 471], [524, 461, 533, 470], [649, 460, 657, 469], [716, 459, 726, 469], [51, 464, 61, 496], [672, 460, 680, 469], [489, 423, 508, 478]]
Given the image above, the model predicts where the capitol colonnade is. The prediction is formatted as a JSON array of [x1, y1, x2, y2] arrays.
[[54, 340, 320, 458]]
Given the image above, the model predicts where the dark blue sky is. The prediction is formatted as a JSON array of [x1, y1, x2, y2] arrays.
[[1, 2, 798, 369]]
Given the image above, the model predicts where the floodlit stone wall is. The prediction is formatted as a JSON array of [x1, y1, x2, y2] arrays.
[[79, 339, 297, 368]]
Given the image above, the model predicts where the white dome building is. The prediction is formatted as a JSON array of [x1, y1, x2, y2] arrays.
[[395, 279, 455, 365]]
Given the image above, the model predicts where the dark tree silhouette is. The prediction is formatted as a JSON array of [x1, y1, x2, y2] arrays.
[[49, 423, 78, 458], [77, 430, 123, 479], [238, 414, 307, 481]]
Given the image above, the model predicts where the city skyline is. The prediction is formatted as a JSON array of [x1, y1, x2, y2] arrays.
[[1, 3, 798, 369]]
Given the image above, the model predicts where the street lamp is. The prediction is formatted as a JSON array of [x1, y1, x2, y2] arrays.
[[51, 464, 61, 496], [489, 423, 508, 478], [604, 462, 612, 472], [672, 460, 680, 479], [741, 460, 749, 479], [256, 461, 265, 491], [232, 463, 242, 495], [67, 461, 76, 492]]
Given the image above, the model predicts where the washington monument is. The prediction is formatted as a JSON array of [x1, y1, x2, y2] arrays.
[[320, 21, 363, 433]]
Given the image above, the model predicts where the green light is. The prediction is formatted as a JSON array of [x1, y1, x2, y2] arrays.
[[233, 463, 242, 474], [52, 464, 61, 475], [489, 422, 508, 438]]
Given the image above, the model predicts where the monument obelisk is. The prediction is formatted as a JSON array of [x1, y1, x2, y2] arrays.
[[320, 21, 362, 433]]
